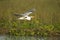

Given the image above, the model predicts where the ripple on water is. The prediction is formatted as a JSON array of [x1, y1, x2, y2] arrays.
[[0, 36, 60, 40]]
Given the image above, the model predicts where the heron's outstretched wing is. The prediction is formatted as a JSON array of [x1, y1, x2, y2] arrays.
[[21, 8, 36, 16], [14, 8, 36, 17], [13, 13, 22, 17], [21, 11, 32, 16]]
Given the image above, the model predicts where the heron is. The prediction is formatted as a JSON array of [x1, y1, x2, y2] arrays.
[[14, 8, 36, 21]]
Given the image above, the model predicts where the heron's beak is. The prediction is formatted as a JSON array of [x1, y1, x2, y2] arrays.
[[31, 16, 34, 18]]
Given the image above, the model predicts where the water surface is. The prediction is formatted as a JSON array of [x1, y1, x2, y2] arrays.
[[0, 36, 60, 40]]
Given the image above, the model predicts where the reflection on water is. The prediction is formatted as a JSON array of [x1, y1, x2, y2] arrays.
[[0, 36, 60, 40]]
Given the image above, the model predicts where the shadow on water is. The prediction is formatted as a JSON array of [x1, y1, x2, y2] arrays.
[[0, 36, 60, 40]]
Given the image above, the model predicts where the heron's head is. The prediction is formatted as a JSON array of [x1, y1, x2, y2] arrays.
[[29, 8, 36, 12]]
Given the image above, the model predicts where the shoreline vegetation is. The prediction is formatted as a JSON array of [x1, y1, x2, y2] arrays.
[[0, 24, 60, 37]]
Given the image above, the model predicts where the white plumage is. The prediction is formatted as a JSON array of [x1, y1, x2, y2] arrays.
[[14, 8, 36, 21]]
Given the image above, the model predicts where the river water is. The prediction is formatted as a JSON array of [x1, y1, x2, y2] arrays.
[[0, 36, 60, 40]]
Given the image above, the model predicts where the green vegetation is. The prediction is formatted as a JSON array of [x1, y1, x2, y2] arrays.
[[0, 0, 60, 36]]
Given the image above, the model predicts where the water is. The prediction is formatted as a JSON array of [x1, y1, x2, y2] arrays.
[[0, 36, 60, 40]]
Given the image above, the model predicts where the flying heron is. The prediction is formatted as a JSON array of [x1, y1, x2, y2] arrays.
[[14, 8, 36, 21]]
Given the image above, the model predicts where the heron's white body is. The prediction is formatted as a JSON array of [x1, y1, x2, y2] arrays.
[[14, 8, 35, 21], [25, 16, 31, 20], [18, 16, 31, 20]]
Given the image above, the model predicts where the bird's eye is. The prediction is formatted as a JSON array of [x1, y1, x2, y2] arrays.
[[25, 17, 27, 18]]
